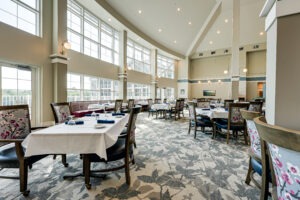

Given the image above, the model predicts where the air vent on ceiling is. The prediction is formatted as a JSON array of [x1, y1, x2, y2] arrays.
[[199, 53, 203, 57], [253, 45, 259, 49], [211, 51, 216, 55], [239, 47, 244, 51]]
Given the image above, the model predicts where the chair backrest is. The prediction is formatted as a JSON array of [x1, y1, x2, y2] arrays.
[[248, 101, 263, 113], [0, 105, 31, 147], [241, 109, 261, 159], [114, 99, 123, 113], [125, 107, 141, 149], [197, 98, 206, 102], [196, 101, 210, 108], [187, 102, 196, 121], [224, 99, 234, 109], [50, 102, 71, 123], [174, 99, 181, 110], [155, 99, 161, 104], [238, 97, 246, 102], [147, 99, 153, 108], [163, 98, 167, 103], [228, 103, 249, 126], [179, 99, 184, 111], [127, 99, 135, 110], [254, 116, 300, 200]]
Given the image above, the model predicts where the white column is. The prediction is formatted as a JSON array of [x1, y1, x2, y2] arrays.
[[230, 0, 240, 100], [119, 30, 127, 100], [150, 49, 158, 100]]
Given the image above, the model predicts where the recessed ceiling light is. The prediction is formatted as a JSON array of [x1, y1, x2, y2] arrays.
[[138, 10, 142, 14], [225, 19, 229, 23], [260, 31, 264, 36], [177, 7, 181, 12], [188, 21, 192, 25], [158, 28, 162, 32], [224, 70, 228, 74], [209, 41, 213, 45], [108, 18, 111, 22], [174, 40, 177, 44], [217, 30, 221, 34]]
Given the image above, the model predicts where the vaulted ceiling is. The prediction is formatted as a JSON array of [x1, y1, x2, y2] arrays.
[[78, 0, 266, 59]]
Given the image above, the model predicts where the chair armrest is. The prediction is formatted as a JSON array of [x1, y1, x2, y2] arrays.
[[0, 139, 23, 143]]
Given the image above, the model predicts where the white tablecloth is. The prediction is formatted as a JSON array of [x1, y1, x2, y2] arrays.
[[196, 108, 228, 119], [151, 103, 173, 111], [22, 114, 129, 160], [88, 103, 128, 110], [136, 101, 148, 106]]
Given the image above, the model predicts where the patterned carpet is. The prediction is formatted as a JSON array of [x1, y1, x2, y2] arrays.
[[0, 112, 260, 200]]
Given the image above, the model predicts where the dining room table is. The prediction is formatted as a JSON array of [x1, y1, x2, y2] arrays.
[[22, 113, 129, 161], [196, 107, 228, 119]]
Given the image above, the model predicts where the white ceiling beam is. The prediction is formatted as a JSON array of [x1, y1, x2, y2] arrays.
[[186, 1, 222, 57], [95, 0, 185, 59]]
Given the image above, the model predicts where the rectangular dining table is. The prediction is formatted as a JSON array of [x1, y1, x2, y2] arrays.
[[196, 107, 228, 119], [22, 114, 129, 160]]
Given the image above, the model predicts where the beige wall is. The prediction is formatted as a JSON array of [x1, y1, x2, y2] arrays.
[[245, 50, 266, 100], [191, 82, 231, 100], [0, 0, 53, 123]]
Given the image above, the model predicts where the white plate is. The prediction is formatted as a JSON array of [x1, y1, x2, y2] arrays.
[[115, 115, 123, 118], [94, 124, 106, 129]]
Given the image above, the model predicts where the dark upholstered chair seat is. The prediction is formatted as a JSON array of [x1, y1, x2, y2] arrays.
[[215, 120, 244, 131], [0, 144, 19, 168], [88, 138, 133, 162], [251, 158, 262, 176]]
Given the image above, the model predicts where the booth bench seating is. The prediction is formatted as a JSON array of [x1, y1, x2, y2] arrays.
[[69, 100, 114, 118]]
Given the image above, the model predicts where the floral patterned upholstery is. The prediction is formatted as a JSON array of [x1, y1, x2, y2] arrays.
[[245, 120, 261, 158], [53, 105, 71, 123], [188, 103, 196, 120], [230, 107, 244, 123], [268, 143, 300, 200], [128, 99, 135, 110], [114, 100, 123, 113], [0, 107, 30, 147]]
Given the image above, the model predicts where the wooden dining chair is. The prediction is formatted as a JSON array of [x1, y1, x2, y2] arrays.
[[214, 103, 249, 144], [241, 110, 264, 189], [196, 101, 210, 108], [114, 99, 123, 113], [167, 99, 181, 120], [147, 99, 157, 117], [255, 116, 300, 200], [83, 107, 141, 189], [248, 101, 263, 113], [223, 99, 234, 110], [0, 105, 64, 196], [187, 102, 212, 138], [122, 99, 135, 113]]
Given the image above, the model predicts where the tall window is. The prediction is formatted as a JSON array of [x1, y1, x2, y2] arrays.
[[127, 39, 151, 74], [67, 0, 119, 65], [67, 73, 119, 101], [0, 0, 40, 36], [127, 83, 150, 99], [0, 64, 37, 124], [157, 54, 175, 79], [156, 87, 175, 100]]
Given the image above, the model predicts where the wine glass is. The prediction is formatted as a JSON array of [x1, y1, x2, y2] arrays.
[[67, 115, 76, 125]]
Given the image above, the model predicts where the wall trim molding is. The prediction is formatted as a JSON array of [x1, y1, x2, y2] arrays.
[[178, 76, 266, 84]]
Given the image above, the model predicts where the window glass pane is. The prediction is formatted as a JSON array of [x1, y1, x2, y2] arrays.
[[68, 31, 81, 52], [67, 90, 81, 102], [68, 11, 81, 33], [84, 21, 98, 42], [67, 74, 81, 89], [2, 67, 17, 79], [101, 31, 113, 48], [101, 47, 112, 63]]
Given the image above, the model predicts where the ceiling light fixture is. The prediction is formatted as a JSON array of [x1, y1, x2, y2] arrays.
[[218, 79, 221, 83], [177, 7, 181, 12], [60, 41, 71, 55], [243, 68, 248, 73], [198, 81, 201, 84], [208, 80, 211, 84], [158, 28, 162, 32], [225, 19, 229, 23], [108, 18, 111, 22], [188, 21, 192, 25], [260, 31, 264, 36], [217, 30, 221, 34], [209, 41, 213, 45], [224, 70, 228, 74], [173, 40, 177, 44], [138, 10, 142, 14]]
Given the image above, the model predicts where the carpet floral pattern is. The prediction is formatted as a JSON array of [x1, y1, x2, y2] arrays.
[[0, 112, 260, 199]]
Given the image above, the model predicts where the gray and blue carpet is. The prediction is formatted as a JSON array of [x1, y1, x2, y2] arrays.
[[0, 112, 260, 199]]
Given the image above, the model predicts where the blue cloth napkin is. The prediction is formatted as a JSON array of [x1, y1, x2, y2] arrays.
[[202, 108, 210, 110], [85, 113, 100, 117], [65, 120, 84, 125], [97, 119, 115, 124], [112, 113, 125, 116]]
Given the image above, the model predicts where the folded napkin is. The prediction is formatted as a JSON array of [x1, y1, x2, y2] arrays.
[[202, 108, 210, 110], [85, 113, 100, 117], [112, 113, 125, 116], [65, 120, 84, 125], [97, 119, 115, 124]]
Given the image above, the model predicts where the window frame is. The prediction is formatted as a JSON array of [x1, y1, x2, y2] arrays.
[[67, 0, 119, 65], [157, 54, 175, 79]]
